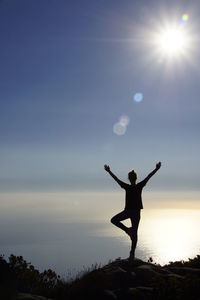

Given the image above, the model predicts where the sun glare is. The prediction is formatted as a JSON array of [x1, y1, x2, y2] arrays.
[[160, 28, 186, 54], [155, 26, 187, 56]]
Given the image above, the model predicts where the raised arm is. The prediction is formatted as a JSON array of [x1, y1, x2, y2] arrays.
[[104, 164, 127, 188], [142, 162, 161, 185]]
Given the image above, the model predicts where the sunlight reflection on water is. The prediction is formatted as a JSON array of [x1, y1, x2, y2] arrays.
[[94, 209, 200, 265], [1, 193, 200, 276]]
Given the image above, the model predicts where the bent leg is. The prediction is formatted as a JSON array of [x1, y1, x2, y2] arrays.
[[111, 210, 130, 233]]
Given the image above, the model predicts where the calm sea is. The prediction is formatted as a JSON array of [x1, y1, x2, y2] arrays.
[[0, 192, 200, 278]]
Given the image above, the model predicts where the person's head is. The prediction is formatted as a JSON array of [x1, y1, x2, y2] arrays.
[[128, 170, 137, 184]]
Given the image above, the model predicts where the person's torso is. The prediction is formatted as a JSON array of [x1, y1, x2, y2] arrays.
[[124, 183, 143, 210]]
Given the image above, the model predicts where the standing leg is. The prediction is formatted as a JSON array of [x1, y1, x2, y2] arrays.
[[110, 210, 130, 234], [129, 210, 141, 260]]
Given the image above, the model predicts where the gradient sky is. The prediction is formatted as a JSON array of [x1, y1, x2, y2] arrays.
[[0, 0, 200, 194]]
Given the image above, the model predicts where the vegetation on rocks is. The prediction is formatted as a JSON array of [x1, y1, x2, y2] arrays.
[[1, 254, 200, 299]]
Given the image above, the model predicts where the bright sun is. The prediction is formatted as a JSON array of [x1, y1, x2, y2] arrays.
[[154, 26, 188, 56], [160, 28, 186, 54]]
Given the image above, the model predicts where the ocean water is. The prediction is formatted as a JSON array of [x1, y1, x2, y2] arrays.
[[0, 192, 200, 278]]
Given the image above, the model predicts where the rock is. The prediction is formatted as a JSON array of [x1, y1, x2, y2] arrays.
[[136, 264, 156, 271], [104, 265, 138, 290], [134, 264, 162, 285], [103, 289, 117, 299], [126, 288, 141, 298], [103, 258, 149, 273], [128, 258, 148, 268], [154, 267, 171, 275], [166, 273, 184, 280], [129, 286, 154, 299], [117, 286, 154, 300], [3, 255, 200, 300], [167, 266, 200, 276], [137, 286, 154, 292], [103, 266, 132, 289], [136, 264, 166, 274], [17, 293, 51, 300]]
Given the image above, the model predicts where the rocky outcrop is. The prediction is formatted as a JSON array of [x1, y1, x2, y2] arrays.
[[2, 254, 200, 299], [68, 257, 200, 299]]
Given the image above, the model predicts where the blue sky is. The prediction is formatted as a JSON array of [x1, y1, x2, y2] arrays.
[[0, 0, 200, 193]]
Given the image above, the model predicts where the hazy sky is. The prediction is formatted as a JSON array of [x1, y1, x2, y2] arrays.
[[0, 0, 200, 193]]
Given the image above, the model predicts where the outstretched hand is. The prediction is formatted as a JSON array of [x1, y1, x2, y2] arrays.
[[156, 162, 161, 170], [104, 164, 110, 172]]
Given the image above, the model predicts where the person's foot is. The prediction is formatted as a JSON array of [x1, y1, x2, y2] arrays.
[[126, 227, 134, 239]]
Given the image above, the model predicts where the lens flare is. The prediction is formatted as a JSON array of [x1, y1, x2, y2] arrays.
[[182, 14, 189, 22], [180, 14, 189, 27], [113, 122, 127, 136], [119, 115, 130, 126], [134, 93, 143, 103], [113, 115, 130, 136]]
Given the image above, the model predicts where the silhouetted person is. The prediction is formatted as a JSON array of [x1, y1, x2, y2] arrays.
[[104, 162, 161, 261]]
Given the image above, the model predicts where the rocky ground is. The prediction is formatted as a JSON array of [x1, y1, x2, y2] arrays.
[[67, 257, 200, 299], [1, 254, 200, 299]]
